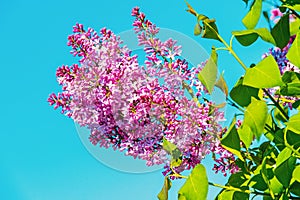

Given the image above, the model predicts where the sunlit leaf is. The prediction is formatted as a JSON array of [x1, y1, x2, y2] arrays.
[[269, 176, 283, 195], [198, 48, 218, 94], [178, 164, 208, 200], [282, 4, 300, 12], [215, 72, 228, 97], [243, 55, 284, 88], [285, 112, 300, 134], [242, 98, 268, 139], [157, 177, 172, 200], [276, 147, 292, 167], [238, 124, 253, 148], [286, 32, 300, 67], [194, 23, 202, 36], [163, 137, 177, 154], [292, 165, 300, 182], [242, 0, 262, 29]]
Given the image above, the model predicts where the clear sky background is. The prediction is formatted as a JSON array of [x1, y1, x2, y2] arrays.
[[0, 0, 273, 199]]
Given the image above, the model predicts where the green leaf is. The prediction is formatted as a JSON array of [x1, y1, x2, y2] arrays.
[[273, 129, 285, 151], [269, 176, 283, 195], [242, 98, 268, 139], [293, 165, 300, 182], [202, 19, 221, 42], [238, 125, 253, 149], [292, 99, 300, 109], [290, 181, 300, 196], [271, 14, 290, 49], [163, 137, 177, 154], [274, 156, 296, 188], [249, 174, 268, 191], [281, 71, 300, 84], [198, 48, 218, 94], [230, 77, 260, 107], [216, 190, 234, 200], [227, 172, 247, 188], [287, 32, 300, 67], [195, 14, 221, 42], [178, 164, 208, 200], [163, 138, 182, 167], [290, 18, 300, 36], [157, 177, 172, 200], [280, 82, 300, 96], [215, 72, 228, 97], [276, 147, 292, 167], [243, 55, 284, 88], [282, 4, 300, 12], [286, 129, 300, 150], [232, 28, 275, 46], [216, 189, 249, 200], [242, 0, 262, 29], [285, 112, 300, 134], [273, 106, 289, 125], [280, 71, 300, 96], [194, 23, 202, 36], [221, 117, 244, 161]]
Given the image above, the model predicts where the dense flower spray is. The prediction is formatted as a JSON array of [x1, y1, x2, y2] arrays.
[[48, 7, 239, 176]]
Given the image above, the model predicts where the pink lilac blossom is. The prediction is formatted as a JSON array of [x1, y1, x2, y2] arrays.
[[48, 6, 238, 176]]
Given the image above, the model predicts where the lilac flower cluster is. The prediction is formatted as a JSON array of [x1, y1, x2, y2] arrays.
[[48, 7, 239, 176]]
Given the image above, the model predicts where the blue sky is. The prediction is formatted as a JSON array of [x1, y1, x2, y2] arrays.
[[0, 0, 273, 199]]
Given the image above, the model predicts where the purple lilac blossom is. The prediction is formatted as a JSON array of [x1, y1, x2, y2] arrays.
[[48, 7, 239, 176]]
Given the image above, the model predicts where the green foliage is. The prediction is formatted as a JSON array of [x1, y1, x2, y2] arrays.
[[271, 14, 290, 49], [243, 55, 284, 88], [180, 1, 300, 199], [241, 98, 268, 139], [157, 177, 172, 200], [290, 181, 300, 196], [202, 19, 221, 41], [230, 77, 260, 107], [293, 165, 300, 182], [242, 0, 262, 29], [286, 32, 300, 67], [216, 190, 249, 200], [232, 28, 275, 46], [193, 12, 221, 42], [215, 72, 228, 97], [286, 112, 300, 133], [163, 137, 182, 167], [280, 71, 300, 96], [221, 117, 244, 161], [274, 156, 296, 188], [178, 164, 208, 200], [197, 48, 218, 94]]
